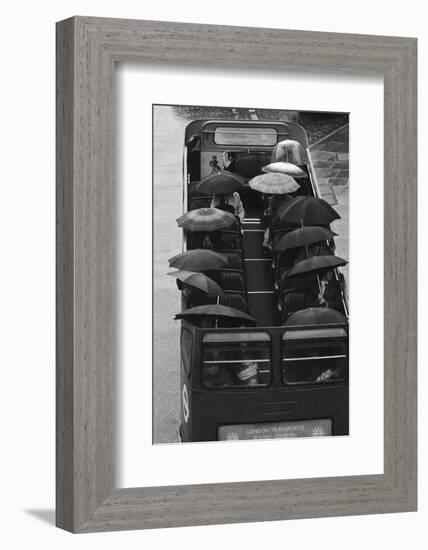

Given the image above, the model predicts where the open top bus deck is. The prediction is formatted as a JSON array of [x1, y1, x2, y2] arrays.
[[176, 118, 349, 442]]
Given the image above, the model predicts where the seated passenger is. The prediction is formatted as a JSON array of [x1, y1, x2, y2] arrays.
[[204, 363, 235, 387], [235, 360, 259, 386], [176, 280, 211, 309], [306, 269, 335, 308], [262, 194, 293, 249], [225, 151, 270, 179], [211, 192, 245, 223], [188, 232, 215, 250]]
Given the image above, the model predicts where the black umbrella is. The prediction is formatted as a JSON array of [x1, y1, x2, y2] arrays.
[[168, 270, 225, 296], [285, 255, 347, 278], [284, 307, 347, 326], [277, 196, 341, 226], [168, 249, 228, 271], [174, 304, 257, 325], [176, 208, 236, 232], [274, 226, 337, 252], [195, 170, 247, 195]]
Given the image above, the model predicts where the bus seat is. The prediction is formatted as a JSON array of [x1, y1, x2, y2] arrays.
[[279, 290, 311, 320], [220, 293, 249, 313], [212, 251, 244, 271], [189, 196, 211, 210], [279, 271, 318, 294], [293, 241, 332, 264], [218, 271, 246, 292], [230, 152, 271, 179], [274, 248, 303, 281], [213, 231, 242, 251]]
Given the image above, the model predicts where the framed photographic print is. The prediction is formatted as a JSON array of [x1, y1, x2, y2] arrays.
[[56, 17, 417, 532]]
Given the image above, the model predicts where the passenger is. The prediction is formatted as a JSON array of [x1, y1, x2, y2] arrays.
[[262, 193, 292, 249], [201, 233, 214, 250], [204, 355, 235, 387], [315, 269, 334, 307], [235, 360, 259, 386], [176, 281, 209, 309], [316, 368, 340, 382], [210, 192, 245, 223]]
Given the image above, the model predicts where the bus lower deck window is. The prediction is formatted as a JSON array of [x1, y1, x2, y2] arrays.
[[282, 329, 347, 385], [202, 332, 271, 389]]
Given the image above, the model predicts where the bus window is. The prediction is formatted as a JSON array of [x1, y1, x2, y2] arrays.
[[181, 327, 193, 376], [214, 127, 278, 146], [282, 328, 347, 385], [202, 332, 271, 389]]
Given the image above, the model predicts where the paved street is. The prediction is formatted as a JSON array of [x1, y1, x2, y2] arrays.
[[153, 107, 349, 444]]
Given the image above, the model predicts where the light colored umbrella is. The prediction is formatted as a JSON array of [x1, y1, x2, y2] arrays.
[[176, 208, 236, 232], [248, 172, 300, 195], [271, 139, 308, 165], [262, 162, 307, 178], [168, 270, 224, 296], [284, 307, 347, 326], [168, 249, 228, 271]]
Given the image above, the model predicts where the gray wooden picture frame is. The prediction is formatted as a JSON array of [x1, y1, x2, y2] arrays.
[[56, 16, 417, 533]]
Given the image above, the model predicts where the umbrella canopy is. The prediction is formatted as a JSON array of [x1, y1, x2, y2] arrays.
[[248, 172, 300, 195], [168, 270, 225, 296], [271, 140, 308, 165], [285, 255, 347, 278], [176, 208, 236, 232], [277, 196, 341, 226], [195, 170, 247, 195], [284, 307, 347, 326], [168, 249, 228, 271], [262, 162, 307, 178], [175, 304, 257, 325], [274, 226, 337, 252]]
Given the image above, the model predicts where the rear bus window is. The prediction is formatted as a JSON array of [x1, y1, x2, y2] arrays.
[[202, 332, 271, 389], [214, 127, 277, 146], [282, 328, 347, 385]]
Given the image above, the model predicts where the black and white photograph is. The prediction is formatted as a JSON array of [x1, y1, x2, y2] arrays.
[[153, 104, 349, 444]]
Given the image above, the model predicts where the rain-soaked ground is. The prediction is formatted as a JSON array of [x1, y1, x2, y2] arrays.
[[153, 106, 349, 444]]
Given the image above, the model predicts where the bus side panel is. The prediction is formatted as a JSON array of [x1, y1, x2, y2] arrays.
[[180, 361, 193, 442]]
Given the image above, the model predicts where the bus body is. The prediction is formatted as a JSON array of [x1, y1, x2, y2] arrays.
[[179, 118, 349, 442]]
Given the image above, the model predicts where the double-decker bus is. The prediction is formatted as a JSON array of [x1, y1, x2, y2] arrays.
[[178, 119, 349, 442]]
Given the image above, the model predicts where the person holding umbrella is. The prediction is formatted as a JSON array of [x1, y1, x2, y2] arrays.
[[314, 269, 334, 307], [210, 192, 245, 222], [248, 172, 300, 250], [168, 270, 225, 309], [261, 193, 293, 249]]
